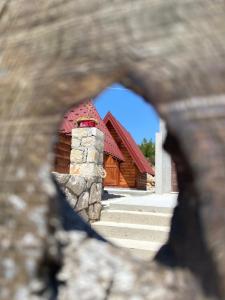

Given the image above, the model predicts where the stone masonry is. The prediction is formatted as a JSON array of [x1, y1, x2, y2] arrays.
[[53, 172, 102, 222], [70, 127, 104, 178], [53, 127, 105, 222]]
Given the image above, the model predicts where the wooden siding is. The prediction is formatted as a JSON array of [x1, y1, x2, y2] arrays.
[[54, 128, 149, 190], [54, 133, 71, 173], [106, 124, 139, 188], [136, 171, 147, 190], [104, 155, 119, 186]]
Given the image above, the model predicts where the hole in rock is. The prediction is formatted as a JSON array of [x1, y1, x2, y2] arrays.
[[52, 83, 178, 260]]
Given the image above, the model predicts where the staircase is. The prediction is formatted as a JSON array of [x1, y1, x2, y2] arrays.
[[92, 201, 173, 260]]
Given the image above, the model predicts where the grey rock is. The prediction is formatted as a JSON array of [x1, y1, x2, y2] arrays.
[[64, 188, 78, 209], [52, 172, 70, 185], [70, 149, 84, 164], [98, 153, 104, 164], [87, 147, 99, 163], [88, 203, 102, 221], [82, 148, 88, 163], [89, 183, 102, 205], [76, 192, 89, 212], [86, 177, 95, 189], [66, 176, 86, 196], [88, 127, 98, 136], [95, 140, 104, 152], [81, 136, 96, 147], [71, 128, 89, 139], [77, 163, 98, 178], [71, 138, 81, 148], [97, 177, 103, 183]]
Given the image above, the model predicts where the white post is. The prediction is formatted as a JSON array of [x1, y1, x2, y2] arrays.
[[155, 120, 172, 194]]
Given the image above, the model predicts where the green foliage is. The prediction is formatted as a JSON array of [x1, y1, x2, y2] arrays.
[[139, 138, 155, 165]]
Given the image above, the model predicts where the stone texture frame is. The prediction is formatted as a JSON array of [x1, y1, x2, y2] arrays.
[[1, 1, 225, 299]]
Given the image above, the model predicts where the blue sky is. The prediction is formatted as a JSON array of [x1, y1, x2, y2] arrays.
[[94, 83, 159, 144]]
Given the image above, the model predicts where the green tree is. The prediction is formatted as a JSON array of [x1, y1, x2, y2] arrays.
[[139, 138, 155, 165]]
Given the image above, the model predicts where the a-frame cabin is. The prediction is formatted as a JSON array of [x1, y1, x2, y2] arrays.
[[54, 101, 154, 190], [103, 112, 154, 189], [54, 101, 124, 174]]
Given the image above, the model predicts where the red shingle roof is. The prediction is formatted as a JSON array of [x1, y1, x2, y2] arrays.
[[103, 112, 155, 176], [59, 101, 124, 161]]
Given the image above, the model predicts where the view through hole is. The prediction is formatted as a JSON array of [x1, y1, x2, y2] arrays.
[[52, 83, 178, 261]]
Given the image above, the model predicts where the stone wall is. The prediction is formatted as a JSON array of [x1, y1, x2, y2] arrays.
[[147, 173, 155, 190], [53, 172, 102, 222], [70, 127, 104, 178], [53, 127, 105, 222]]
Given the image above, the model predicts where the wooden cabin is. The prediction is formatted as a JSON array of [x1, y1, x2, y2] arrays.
[[103, 112, 154, 189], [54, 101, 155, 190]]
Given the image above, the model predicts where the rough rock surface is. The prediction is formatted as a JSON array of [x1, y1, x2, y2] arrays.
[[53, 173, 102, 223], [70, 127, 104, 177], [147, 173, 155, 190], [66, 176, 86, 197], [64, 188, 78, 208], [1, 1, 225, 300], [89, 183, 101, 205]]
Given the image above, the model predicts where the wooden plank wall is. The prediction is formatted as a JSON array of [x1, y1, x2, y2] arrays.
[[107, 124, 137, 188], [136, 172, 147, 190], [54, 133, 71, 173], [104, 154, 119, 186]]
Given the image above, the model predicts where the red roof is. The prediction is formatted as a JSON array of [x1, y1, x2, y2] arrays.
[[59, 101, 124, 161], [104, 112, 155, 175]]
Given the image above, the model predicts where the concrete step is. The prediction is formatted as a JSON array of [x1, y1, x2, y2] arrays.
[[104, 187, 154, 196], [108, 238, 162, 260], [100, 209, 171, 226], [92, 221, 169, 243], [108, 203, 173, 214]]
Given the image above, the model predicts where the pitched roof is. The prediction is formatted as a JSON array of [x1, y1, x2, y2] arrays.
[[103, 112, 155, 175], [59, 101, 124, 161]]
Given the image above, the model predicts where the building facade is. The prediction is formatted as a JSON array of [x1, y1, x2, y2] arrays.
[[54, 101, 155, 190]]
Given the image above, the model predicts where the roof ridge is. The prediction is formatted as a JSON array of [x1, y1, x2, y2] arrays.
[[103, 112, 154, 175], [59, 102, 124, 161]]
